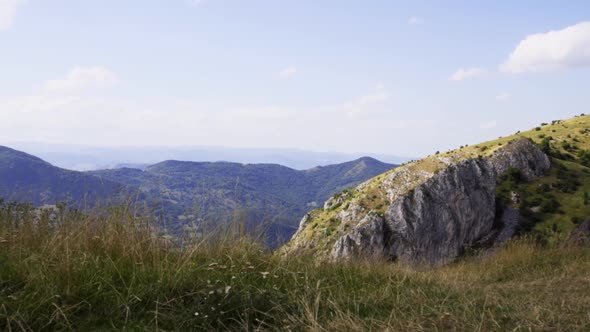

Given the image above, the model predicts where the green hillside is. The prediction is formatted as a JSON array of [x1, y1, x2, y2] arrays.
[[0, 146, 125, 207], [90, 157, 396, 241], [0, 145, 395, 244], [283, 114, 590, 255]]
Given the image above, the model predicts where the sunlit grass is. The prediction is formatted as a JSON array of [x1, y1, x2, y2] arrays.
[[1, 203, 589, 331]]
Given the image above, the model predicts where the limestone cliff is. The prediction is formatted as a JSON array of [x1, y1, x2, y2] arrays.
[[281, 138, 550, 266]]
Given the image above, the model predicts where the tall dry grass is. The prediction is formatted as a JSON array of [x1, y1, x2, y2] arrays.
[[1, 201, 589, 331]]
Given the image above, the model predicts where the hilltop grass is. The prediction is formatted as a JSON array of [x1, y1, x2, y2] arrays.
[[1, 203, 590, 331], [296, 115, 590, 248]]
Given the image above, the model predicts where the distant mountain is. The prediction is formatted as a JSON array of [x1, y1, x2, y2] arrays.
[[0, 146, 124, 207], [0, 145, 397, 244], [90, 157, 397, 242], [5, 142, 409, 170]]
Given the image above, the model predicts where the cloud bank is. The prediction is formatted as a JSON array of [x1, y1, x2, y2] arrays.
[[500, 21, 590, 73]]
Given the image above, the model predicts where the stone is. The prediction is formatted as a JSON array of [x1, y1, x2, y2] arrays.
[[282, 138, 551, 266]]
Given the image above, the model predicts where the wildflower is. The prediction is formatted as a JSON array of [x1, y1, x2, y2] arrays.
[[194, 312, 199, 316], [231, 276, 236, 279], [260, 272, 270, 279]]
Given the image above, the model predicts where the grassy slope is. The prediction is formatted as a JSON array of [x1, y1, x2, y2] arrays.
[[2, 116, 590, 330], [1, 204, 589, 331], [289, 114, 590, 250]]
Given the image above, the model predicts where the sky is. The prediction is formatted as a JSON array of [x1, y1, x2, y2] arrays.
[[1, 0, 589, 158]]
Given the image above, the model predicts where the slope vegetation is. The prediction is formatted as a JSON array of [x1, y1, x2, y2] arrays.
[[283, 114, 590, 263], [90, 157, 396, 239], [1, 204, 589, 331]]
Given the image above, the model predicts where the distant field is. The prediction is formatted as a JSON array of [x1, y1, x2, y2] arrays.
[[1, 203, 589, 331]]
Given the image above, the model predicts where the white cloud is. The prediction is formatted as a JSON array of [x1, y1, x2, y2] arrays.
[[408, 16, 424, 25], [479, 121, 497, 129], [0, 0, 25, 31], [500, 21, 590, 73], [449, 67, 487, 81], [278, 66, 297, 78], [495, 93, 511, 101], [322, 86, 392, 118], [0, 75, 413, 154], [43, 66, 117, 93]]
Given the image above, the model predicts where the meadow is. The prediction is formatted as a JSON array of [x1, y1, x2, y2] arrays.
[[1, 201, 589, 331]]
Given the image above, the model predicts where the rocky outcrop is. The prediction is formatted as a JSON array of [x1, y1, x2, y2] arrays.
[[282, 138, 551, 266]]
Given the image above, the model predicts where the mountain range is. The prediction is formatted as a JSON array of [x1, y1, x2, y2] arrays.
[[4, 142, 409, 171], [0, 146, 396, 243], [0, 146, 125, 207]]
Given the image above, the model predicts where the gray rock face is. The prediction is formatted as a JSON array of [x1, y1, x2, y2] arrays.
[[285, 138, 551, 266], [330, 213, 388, 259]]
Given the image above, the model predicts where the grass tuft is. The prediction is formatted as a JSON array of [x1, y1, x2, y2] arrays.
[[1, 202, 590, 331]]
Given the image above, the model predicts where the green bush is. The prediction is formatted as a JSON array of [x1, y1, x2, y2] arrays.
[[578, 149, 590, 167], [540, 197, 560, 213]]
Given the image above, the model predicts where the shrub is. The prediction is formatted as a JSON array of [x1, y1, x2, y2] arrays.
[[501, 167, 524, 184], [536, 183, 551, 194], [578, 150, 590, 167], [540, 196, 560, 213], [539, 138, 552, 154]]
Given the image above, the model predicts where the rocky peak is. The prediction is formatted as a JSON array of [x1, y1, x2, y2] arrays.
[[281, 138, 551, 266]]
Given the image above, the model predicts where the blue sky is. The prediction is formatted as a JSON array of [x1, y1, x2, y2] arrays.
[[1, 0, 589, 157]]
